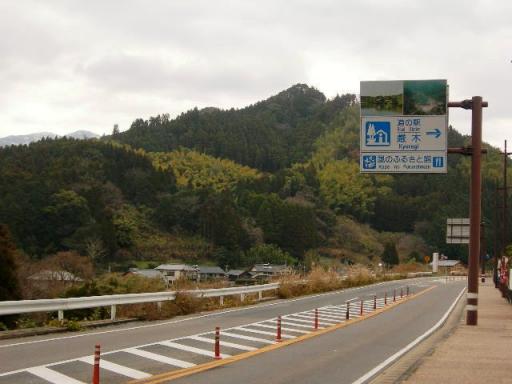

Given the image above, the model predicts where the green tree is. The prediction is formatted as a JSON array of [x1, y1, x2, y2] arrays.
[[381, 242, 399, 267], [0, 225, 20, 301], [0, 224, 22, 328], [242, 244, 295, 266]]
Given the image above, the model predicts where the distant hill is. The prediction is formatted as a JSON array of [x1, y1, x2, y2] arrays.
[[0, 130, 99, 147], [113, 84, 357, 171]]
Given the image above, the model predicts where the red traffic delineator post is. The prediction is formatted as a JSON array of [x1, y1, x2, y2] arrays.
[[346, 302, 350, 320], [214, 326, 221, 360], [360, 299, 364, 316], [400, 287, 403, 299], [276, 315, 282, 342], [406, 286, 410, 296], [92, 344, 100, 384], [314, 308, 319, 330], [384, 292, 387, 305], [373, 295, 377, 310], [393, 289, 396, 302]]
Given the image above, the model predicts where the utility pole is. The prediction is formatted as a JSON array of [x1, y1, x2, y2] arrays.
[[448, 97, 488, 326], [503, 140, 507, 254], [495, 142, 512, 287], [494, 182, 500, 288]]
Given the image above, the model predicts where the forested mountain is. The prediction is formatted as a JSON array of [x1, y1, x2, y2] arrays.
[[114, 84, 357, 171], [0, 84, 509, 282]]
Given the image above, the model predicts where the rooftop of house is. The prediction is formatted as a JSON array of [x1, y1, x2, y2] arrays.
[[251, 264, 290, 273], [127, 268, 164, 279], [196, 266, 226, 274], [154, 264, 197, 272]]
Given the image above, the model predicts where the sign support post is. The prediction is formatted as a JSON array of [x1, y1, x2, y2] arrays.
[[448, 97, 487, 326]]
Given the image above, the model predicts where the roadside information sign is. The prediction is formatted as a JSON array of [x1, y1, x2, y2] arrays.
[[360, 79, 448, 173], [446, 218, 470, 244]]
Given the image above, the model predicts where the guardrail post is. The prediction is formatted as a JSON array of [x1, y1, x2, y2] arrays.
[[157, 301, 162, 312], [219, 296, 224, 306], [314, 308, 319, 330], [110, 304, 116, 321], [240, 293, 245, 302], [58, 310, 64, 322], [214, 327, 221, 359], [276, 315, 282, 342], [373, 295, 377, 310], [92, 344, 100, 384], [360, 299, 364, 316], [258, 291, 263, 301], [346, 302, 350, 320]]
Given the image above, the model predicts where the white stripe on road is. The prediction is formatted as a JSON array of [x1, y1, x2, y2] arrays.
[[282, 315, 334, 326], [351, 287, 466, 384], [187, 335, 256, 351], [235, 327, 294, 339], [124, 348, 195, 368], [159, 341, 231, 358], [279, 320, 321, 329], [220, 331, 276, 344], [26, 367, 85, 384], [252, 323, 310, 334], [78, 356, 151, 379], [288, 313, 337, 325]]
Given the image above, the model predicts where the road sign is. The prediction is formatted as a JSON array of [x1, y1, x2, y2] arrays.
[[446, 218, 470, 244], [424, 255, 430, 264], [360, 79, 448, 173]]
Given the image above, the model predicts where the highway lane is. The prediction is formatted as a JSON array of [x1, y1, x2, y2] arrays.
[[165, 280, 466, 384], [0, 278, 446, 383]]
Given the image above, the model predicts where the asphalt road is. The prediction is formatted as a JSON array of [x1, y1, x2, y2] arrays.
[[0, 278, 464, 383]]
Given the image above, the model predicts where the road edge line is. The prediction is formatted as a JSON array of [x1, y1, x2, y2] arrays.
[[351, 286, 467, 384], [128, 286, 436, 384]]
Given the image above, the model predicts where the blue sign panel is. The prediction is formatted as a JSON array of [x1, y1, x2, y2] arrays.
[[365, 121, 391, 146]]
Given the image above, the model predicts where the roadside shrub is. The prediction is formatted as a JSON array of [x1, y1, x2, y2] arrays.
[[344, 266, 374, 287]]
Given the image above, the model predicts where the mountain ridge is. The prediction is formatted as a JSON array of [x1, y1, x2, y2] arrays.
[[0, 130, 100, 147]]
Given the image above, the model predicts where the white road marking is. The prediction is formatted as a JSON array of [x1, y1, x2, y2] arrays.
[[251, 323, 310, 334], [26, 367, 85, 384], [124, 348, 195, 368], [278, 320, 321, 329], [78, 356, 151, 379], [220, 331, 276, 344], [159, 341, 231, 358], [287, 313, 337, 325], [282, 315, 332, 326], [234, 327, 294, 339], [351, 287, 466, 384], [187, 335, 256, 351]]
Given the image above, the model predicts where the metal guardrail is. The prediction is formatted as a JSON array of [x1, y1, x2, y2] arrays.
[[0, 283, 280, 321]]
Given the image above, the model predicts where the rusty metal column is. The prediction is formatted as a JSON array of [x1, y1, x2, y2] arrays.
[[503, 140, 508, 254], [467, 96, 483, 326]]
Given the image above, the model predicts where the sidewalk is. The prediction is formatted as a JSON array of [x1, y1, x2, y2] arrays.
[[403, 281, 512, 384]]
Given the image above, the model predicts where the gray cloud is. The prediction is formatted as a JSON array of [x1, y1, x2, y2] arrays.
[[1, 0, 511, 147]]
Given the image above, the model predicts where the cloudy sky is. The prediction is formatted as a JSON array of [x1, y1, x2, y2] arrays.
[[1, 0, 511, 147]]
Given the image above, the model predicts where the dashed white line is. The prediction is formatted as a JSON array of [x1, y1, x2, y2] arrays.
[[124, 348, 195, 368], [26, 366, 85, 384], [220, 331, 276, 344], [78, 356, 151, 379], [187, 335, 256, 351], [159, 341, 231, 358]]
